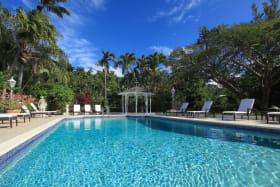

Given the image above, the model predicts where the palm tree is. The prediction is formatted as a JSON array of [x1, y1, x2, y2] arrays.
[[146, 52, 167, 91], [8, 8, 60, 88], [37, 0, 71, 18], [252, 0, 280, 22], [133, 55, 147, 86], [115, 52, 136, 75], [147, 52, 167, 72], [96, 49, 116, 106]]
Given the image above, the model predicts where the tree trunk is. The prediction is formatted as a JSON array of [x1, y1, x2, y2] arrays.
[[7, 49, 21, 78], [261, 76, 272, 110], [17, 63, 24, 88], [261, 88, 270, 110], [104, 70, 107, 105], [22, 72, 34, 91]]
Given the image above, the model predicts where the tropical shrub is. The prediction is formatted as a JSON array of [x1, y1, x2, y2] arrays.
[[27, 83, 74, 112]]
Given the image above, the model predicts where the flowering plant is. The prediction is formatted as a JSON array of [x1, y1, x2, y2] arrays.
[[0, 93, 36, 110], [76, 92, 93, 104]]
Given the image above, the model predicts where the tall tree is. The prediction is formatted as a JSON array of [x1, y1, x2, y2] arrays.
[[8, 8, 60, 88], [96, 49, 116, 106], [115, 52, 136, 75], [252, 0, 280, 22], [146, 52, 167, 92]]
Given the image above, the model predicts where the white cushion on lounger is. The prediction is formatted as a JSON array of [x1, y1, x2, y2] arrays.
[[85, 105, 91, 112], [267, 112, 280, 115], [74, 105, 80, 113], [223, 99, 255, 114], [0, 114, 17, 118]]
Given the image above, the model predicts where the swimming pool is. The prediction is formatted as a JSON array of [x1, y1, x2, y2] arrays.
[[0, 117, 280, 186]]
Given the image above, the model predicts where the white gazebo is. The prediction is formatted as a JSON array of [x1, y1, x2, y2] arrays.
[[118, 86, 153, 114]]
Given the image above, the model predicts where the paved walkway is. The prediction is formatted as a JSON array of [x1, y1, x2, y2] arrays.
[[0, 116, 63, 143]]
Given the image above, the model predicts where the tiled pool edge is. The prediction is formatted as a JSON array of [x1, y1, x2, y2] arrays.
[[0, 118, 66, 170], [0, 115, 125, 170], [149, 115, 280, 134]]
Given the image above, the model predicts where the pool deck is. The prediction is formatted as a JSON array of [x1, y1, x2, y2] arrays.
[[0, 114, 280, 157]]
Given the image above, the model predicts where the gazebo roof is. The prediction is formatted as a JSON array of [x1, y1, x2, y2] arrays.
[[118, 86, 153, 96]]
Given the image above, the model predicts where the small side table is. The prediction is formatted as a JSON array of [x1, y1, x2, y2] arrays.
[[266, 112, 280, 124]]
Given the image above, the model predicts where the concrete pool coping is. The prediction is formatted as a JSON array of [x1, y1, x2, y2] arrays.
[[0, 114, 280, 162]]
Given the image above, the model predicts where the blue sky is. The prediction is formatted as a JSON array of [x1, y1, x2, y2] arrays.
[[2, 0, 263, 76]]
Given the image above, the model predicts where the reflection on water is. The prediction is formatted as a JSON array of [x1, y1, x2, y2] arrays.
[[95, 118, 101, 129], [73, 120, 80, 129], [84, 119, 91, 131], [140, 118, 280, 149]]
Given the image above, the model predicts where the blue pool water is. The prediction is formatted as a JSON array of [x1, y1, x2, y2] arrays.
[[0, 117, 280, 186]]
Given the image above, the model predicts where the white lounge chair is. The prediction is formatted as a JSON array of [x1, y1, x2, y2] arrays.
[[95, 105, 102, 114], [222, 99, 255, 120], [166, 102, 189, 116], [84, 104, 92, 114], [73, 104, 81, 115], [30, 103, 57, 115], [187, 101, 213, 118], [22, 105, 48, 118], [0, 114, 18, 128]]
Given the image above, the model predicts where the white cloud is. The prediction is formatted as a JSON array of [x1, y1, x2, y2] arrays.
[[109, 67, 124, 77], [21, 0, 35, 9], [51, 8, 100, 73], [159, 65, 172, 73], [149, 46, 173, 56], [150, 0, 202, 24], [47, 0, 113, 76], [90, 0, 105, 9]]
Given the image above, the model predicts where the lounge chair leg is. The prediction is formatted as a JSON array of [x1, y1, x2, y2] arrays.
[[267, 114, 269, 124], [222, 113, 224, 120], [16, 118, 18, 126], [234, 114, 236, 120], [24, 116, 26, 123], [10, 118, 12, 128]]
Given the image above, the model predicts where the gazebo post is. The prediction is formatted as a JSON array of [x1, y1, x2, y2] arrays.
[[145, 94, 149, 113], [122, 95, 124, 113], [125, 95, 128, 113], [136, 94, 138, 113], [150, 95, 152, 113]]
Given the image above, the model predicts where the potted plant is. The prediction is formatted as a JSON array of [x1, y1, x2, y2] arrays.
[[4, 94, 22, 113]]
